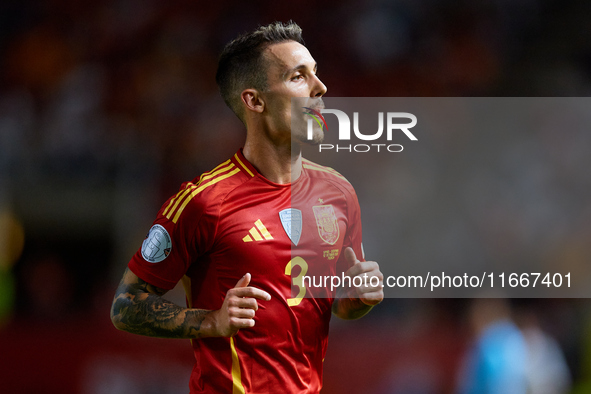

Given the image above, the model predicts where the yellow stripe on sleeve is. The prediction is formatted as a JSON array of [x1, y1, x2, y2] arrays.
[[166, 161, 230, 217], [172, 168, 240, 223], [165, 163, 235, 221], [165, 183, 197, 220], [163, 188, 185, 217], [197, 159, 231, 183], [200, 162, 235, 183], [302, 160, 340, 174], [303, 164, 347, 180]]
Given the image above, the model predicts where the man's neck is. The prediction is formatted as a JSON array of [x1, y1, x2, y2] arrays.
[[242, 138, 302, 184]]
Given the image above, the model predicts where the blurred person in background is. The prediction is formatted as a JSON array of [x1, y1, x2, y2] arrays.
[[514, 301, 572, 394], [457, 298, 527, 394], [110, 21, 383, 394]]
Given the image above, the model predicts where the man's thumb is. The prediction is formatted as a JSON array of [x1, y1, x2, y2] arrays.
[[235, 273, 251, 288], [344, 247, 360, 265]]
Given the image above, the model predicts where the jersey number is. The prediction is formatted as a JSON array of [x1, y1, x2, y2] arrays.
[[285, 257, 308, 307]]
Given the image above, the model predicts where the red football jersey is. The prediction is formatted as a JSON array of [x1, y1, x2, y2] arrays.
[[128, 149, 364, 393]]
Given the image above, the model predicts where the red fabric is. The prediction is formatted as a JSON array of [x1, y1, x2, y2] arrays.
[[129, 150, 363, 393]]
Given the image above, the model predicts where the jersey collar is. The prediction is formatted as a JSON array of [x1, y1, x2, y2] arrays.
[[234, 149, 257, 178], [234, 148, 307, 186]]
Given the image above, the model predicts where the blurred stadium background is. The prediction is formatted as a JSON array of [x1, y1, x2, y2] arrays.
[[1, 0, 591, 393]]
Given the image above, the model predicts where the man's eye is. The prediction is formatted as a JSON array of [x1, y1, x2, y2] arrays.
[[291, 75, 304, 81]]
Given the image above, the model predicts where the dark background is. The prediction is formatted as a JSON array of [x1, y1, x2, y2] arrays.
[[1, 0, 590, 393]]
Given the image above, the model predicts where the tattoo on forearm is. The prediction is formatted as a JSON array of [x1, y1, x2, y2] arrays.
[[111, 268, 211, 339]]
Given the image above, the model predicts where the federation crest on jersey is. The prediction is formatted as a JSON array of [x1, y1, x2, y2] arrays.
[[313, 205, 339, 245], [279, 208, 302, 246], [141, 224, 172, 263]]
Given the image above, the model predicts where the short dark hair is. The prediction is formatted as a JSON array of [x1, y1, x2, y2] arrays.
[[216, 21, 304, 123]]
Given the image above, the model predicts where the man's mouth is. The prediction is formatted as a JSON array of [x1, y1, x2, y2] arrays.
[[309, 98, 325, 112], [303, 106, 328, 131]]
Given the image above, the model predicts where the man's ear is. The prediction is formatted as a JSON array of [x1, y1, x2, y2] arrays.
[[241, 89, 265, 114]]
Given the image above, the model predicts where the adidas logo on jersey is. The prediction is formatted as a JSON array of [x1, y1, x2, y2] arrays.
[[243, 219, 274, 242]]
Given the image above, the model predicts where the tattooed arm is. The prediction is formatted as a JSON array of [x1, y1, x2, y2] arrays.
[[110, 268, 210, 338], [110, 269, 271, 339]]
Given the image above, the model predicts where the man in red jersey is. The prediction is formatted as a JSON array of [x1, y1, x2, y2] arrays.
[[110, 21, 384, 393]]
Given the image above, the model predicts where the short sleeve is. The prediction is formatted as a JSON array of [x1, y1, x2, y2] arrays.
[[128, 182, 218, 290]]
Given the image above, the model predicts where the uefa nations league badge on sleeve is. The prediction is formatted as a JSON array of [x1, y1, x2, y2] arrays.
[[141, 224, 172, 263]]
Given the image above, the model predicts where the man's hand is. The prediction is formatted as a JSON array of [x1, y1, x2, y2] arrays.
[[343, 247, 384, 306], [212, 273, 271, 337], [332, 247, 383, 320]]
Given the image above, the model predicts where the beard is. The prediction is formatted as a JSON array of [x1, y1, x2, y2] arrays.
[[291, 112, 325, 145], [292, 123, 324, 146], [290, 97, 326, 145]]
